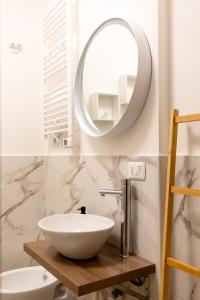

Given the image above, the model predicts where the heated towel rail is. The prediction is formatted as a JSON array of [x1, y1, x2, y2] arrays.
[[43, 0, 78, 144]]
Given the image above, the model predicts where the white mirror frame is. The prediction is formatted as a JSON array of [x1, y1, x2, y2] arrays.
[[74, 18, 152, 137]]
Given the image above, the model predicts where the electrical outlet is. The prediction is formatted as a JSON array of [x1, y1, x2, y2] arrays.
[[128, 162, 146, 181]]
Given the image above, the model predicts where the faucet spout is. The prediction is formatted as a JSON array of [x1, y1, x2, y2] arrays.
[[99, 179, 132, 258], [99, 189, 122, 197]]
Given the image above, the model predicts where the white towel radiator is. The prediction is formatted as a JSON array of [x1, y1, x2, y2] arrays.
[[43, 0, 78, 146]]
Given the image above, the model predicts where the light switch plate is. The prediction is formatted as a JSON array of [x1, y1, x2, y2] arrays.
[[128, 162, 146, 181]]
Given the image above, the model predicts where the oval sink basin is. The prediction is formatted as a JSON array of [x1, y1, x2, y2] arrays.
[[39, 214, 115, 259]]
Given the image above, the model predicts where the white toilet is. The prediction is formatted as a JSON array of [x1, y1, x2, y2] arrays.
[[0, 266, 59, 300]]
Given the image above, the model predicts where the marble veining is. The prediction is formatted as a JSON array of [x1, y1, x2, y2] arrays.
[[0, 157, 44, 234], [0, 156, 45, 271], [1, 155, 199, 299], [1, 157, 44, 235], [174, 159, 200, 239], [170, 156, 200, 300]]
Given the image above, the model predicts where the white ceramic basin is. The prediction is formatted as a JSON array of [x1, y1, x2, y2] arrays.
[[0, 266, 58, 300], [39, 214, 115, 259]]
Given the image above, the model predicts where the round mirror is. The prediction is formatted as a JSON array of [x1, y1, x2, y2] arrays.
[[74, 18, 152, 137]]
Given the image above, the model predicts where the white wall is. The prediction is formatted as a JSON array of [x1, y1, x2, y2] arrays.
[[170, 0, 200, 155], [2, 0, 199, 156], [1, 0, 48, 155], [1, 0, 160, 156], [78, 0, 159, 155], [159, 0, 200, 155]]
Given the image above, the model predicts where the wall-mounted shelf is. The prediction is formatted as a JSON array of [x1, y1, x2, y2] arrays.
[[24, 240, 155, 296], [119, 75, 136, 105], [89, 93, 120, 122]]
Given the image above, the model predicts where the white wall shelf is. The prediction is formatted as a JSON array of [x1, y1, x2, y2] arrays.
[[89, 93, 120, 122], [119, 75, 136, 105]]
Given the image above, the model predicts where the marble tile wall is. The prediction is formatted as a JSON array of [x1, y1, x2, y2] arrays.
[[159, 156, 200, 300], [171, 156, 200, 300], [1, 155, 200, 299], [0, 156, 45, 271]]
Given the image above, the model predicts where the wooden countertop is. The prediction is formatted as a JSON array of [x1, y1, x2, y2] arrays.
[[24, 240, 155, 296]]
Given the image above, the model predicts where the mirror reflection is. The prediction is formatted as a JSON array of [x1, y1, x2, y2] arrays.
[[83, 24, 138, 133]]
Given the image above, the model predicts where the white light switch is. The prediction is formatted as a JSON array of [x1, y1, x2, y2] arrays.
[[128, 162, 146, 181]]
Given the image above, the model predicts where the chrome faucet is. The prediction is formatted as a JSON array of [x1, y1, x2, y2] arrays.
[[99, 178, 132, 258]]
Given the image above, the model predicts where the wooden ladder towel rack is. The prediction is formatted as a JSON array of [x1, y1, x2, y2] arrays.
[[160, 109, 200, 300]]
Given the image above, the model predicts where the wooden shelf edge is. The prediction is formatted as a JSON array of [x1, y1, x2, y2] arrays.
[[78, 266, 155, 295], [24, 241, 155, 296]]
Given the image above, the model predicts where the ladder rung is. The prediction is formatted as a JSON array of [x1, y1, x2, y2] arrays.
[[175, 114, 200, 123], [167, 257, 200, 278], [171, 186, 200, 197]]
